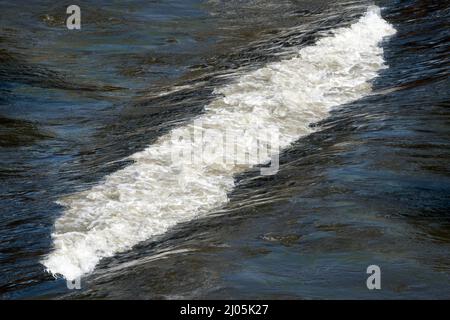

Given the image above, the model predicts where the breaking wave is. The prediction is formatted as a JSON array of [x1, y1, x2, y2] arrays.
[[42, 6, 396, 280]]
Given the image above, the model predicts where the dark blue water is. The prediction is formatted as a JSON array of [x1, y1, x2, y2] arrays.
[[0, 0, 449, 299]]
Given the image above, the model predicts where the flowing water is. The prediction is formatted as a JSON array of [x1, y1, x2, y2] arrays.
[[0, 0, 449, 299]]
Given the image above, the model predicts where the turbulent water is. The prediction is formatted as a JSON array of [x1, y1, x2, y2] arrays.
[[0, 0, 449, 299], [42, 7, 396, 281]]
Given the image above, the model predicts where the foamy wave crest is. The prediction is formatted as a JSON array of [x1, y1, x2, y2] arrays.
[[42, 6, 396, 280]]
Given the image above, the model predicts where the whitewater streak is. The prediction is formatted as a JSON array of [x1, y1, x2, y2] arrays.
[[43, 6, 396, 280]]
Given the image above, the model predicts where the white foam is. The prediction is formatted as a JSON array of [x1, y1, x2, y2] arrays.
[[42, 6, 396, 281]]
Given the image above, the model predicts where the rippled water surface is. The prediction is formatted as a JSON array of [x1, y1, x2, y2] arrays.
[[0, 0, 449, 299]]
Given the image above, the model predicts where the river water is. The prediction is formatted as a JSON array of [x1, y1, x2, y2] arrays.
[[0, 0, 449, 299]]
